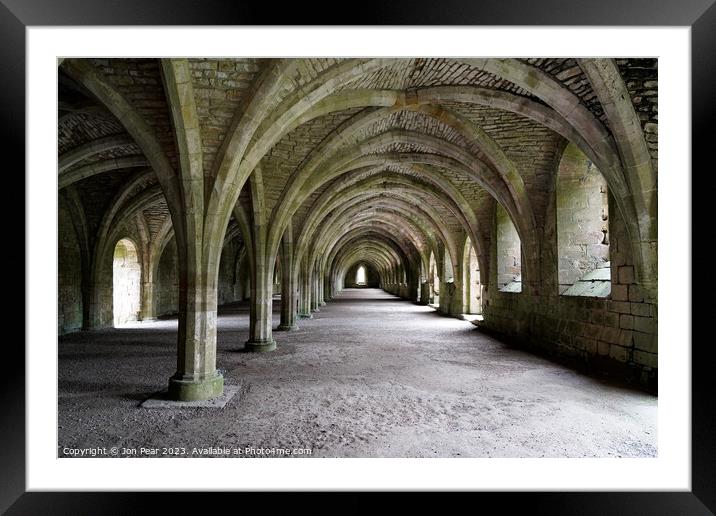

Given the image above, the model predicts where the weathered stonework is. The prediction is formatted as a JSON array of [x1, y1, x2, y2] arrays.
[[556, 143, 610, 292], [482, 187, 657, 388], [58, 198, 83, 335], [58, 57, 658, 398]]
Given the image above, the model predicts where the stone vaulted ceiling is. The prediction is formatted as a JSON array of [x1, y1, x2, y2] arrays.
[[57, 57, 658, 300]]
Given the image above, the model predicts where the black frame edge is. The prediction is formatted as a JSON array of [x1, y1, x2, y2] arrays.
[[6, 0, 714, 513], [0, 0, 27, 514], [691, 1, 716, 513]]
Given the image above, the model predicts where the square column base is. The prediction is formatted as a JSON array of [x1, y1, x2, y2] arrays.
[[142, 384, 239, 409]]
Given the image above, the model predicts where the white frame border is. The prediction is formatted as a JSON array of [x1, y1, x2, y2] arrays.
[[27, 26, 691, 491]]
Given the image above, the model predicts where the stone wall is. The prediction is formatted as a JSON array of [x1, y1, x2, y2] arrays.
[[217, 238, 244, 306], [482, 189, 657, 389], [556, 143, 610, 292], [58, 225, 248, 331], [495, 203, 522, 291], [58, 198, 83, 335], [344, 263, 380, 288], [616, 58, 658, 167]]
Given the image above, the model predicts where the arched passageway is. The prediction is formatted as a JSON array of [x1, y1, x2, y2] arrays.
[[56, 57, 658, 459], [463, 238, 482, 315], [429, 251, 440, 307], [112, 238, 141, 326]]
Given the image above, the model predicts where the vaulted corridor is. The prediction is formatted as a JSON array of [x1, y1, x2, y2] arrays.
[[58, 288, 656, 458], [56, 57, 659, 459]]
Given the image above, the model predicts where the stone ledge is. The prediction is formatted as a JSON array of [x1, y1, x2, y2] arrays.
[[140, 384, 240, 409]]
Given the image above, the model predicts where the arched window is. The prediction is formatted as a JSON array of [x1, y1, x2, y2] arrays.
[[429, 251, 440, 306], [113, 238, 141, 326], [496, 204, 522, 292], [463, 238, 482, 314], [273, 255, 282, 299], [557, 143, 611, 297], [356, 265, 366, 285]]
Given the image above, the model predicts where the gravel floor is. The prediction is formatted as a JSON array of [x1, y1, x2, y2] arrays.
[[58, 288, 657, 458]]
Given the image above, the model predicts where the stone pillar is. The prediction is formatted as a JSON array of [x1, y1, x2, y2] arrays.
[[139, 279, 157, 320], [298, 265, 312, 318], [318, 267, 326, 306], [408, 270, 420, 302], [245, 252, 276, 352], [450, 260, 465, 316], [159, 59, 224, 401], [450, 281, 464, 316], [419, 281, 430, 305], [278, 226, 298, 331], [311, 271, 320, 312], [168, 244, 224, 401], [330, 269, 340, 298], [438, 279, 450, 314], [88, 257, 114, 329], [324, 273, 332, 301], [80, 266, 92, 330]]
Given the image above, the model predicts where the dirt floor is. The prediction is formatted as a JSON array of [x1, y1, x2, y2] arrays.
[[58, 288, 657, 458]]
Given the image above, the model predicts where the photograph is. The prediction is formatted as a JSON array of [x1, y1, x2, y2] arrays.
[[6, 5, 709, 508], [56, 56, 659, 459]]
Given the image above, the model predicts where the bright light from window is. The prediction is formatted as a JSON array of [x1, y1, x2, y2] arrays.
[[113, 238, 141, 326], [356, 265, 366, 285]]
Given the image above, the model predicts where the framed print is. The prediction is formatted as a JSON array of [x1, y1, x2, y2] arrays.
[[5, 0, 714, 513]]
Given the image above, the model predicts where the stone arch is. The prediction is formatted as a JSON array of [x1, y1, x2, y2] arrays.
[[429, 249, 441, 306], [556, 142, 611, 297], [112, 237, 142, 326], [253, 58, 649, 296], [292, 171, 477, 279], [496, 203, 522, 293], [58, 193, 86, 334], [462, 237, 482, 315], [58, 134, 134, 173], [579, 58, 657, 299]]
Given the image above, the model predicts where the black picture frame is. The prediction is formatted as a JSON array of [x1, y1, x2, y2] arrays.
[[5, 0, 713, 513]]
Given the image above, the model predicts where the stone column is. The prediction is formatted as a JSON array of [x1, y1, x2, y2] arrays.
[[80, 266, 93, 330], [161, 58, 224, 401], [278, 226, 298, 331], [245, 249, 276, 352], [318, 266, 327, 306], [324, 273, 332, 301], [139, 279, 157, 321], [64, 58, 225, 401], [88, 256, 114, 329], [438, 279, 451, 314], [311, 272, 320, 312], [450, 261, 465, 316], [298, 264, 313, 318], [168, 242, 224, 401], [419, 281, 430, 305]]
